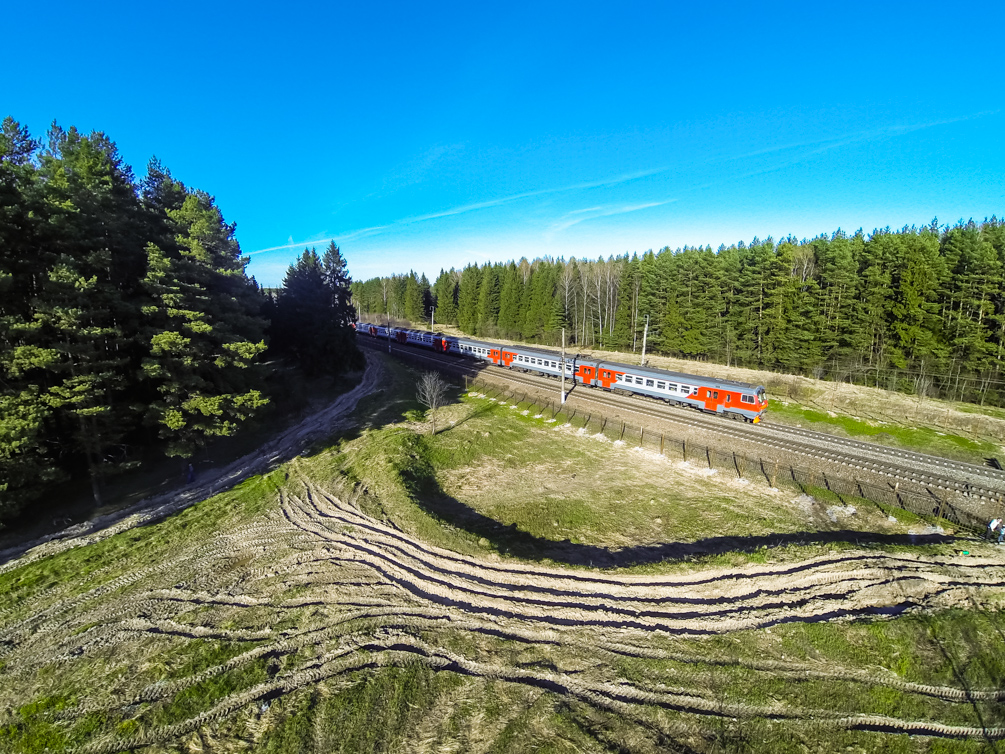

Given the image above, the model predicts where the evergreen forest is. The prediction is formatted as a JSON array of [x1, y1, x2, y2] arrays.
[[352, 219, 1005, 407], [0, 118, 359, 523]]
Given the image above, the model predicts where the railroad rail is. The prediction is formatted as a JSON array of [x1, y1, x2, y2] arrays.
[[360, 339, 1005, 507]]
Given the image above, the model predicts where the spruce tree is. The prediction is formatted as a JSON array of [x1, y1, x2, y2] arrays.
[[456, 264, 480, 334], [404, 272, 425, 324]]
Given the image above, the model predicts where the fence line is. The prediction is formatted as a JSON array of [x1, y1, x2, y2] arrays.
[[461, 373, 1001, 534], [385, 346, 1000, 532]]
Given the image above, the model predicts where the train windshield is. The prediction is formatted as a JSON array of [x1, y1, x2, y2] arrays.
[[756, 388, 766, 401]]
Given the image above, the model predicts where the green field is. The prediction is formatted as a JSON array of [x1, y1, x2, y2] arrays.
[[1, 354, 1003, 754]]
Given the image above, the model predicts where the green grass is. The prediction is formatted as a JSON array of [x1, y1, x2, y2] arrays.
[[0, 697, 108, 754], [3, 351, 1002, 754], [768, 401, 1000, 464], [296, 382, 967, 575]]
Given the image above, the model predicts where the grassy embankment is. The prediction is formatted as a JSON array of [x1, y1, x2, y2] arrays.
[[1, 353, 1003, 753], [394, 320, 1005, 466]]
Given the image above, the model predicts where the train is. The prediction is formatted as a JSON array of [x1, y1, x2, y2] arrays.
[[354, 322, 768, 423]]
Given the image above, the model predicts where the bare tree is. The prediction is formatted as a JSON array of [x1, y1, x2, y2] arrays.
[[416, 371, 448, 434]]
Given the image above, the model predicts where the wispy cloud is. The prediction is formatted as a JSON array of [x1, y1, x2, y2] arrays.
[[247, 165, 673, 255], [728, 111, 997, 164], [245, 224, 391, 255], [549, 200, 676, 234]]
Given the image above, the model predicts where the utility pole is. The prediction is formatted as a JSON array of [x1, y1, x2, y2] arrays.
[[386, 312, 391, 353], [561, 327, 567, 404], [640, 314, 649, 366], [431, 307, 435, 332]]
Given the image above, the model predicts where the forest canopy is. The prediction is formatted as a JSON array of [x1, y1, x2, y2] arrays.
[[0, 117, 359, 521], [352, 219, 1005, 406]]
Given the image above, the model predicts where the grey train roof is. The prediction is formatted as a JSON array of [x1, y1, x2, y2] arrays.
[[596, 360, 758, 390], [388, 328, 761, 393]]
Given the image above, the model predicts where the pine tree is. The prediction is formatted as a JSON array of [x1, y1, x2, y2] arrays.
[[33, 124, 150, 504], [141, 189, 269, 458], [0, 118, 64, 513]]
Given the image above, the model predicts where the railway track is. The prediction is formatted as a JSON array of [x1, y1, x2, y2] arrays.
[[363, 339, 1005, 505]]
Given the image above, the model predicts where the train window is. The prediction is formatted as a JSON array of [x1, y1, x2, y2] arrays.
[[741, 394, 754, 404], [725, 395, 730, 402], [645, 379, 654, 387], [713, 391, 719, 399], [668, 383, 678, 391], [657, 381, 666, 390], [635, 377, 642, 385]]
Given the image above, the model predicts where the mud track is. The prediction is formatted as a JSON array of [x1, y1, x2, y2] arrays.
[[4, 469, 1004, 751]]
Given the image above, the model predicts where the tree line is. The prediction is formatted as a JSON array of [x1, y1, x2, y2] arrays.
[[352, 219, 1005, 406], [0, 117, 359, 521]]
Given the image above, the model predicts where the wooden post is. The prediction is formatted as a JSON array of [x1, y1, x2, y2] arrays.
[[660, 433, 665, 455], [683, 439, 687, 461], [706, 447, 711, 469], [620, 422, 626, 441], [640, 427, 644, 446], [771, 461, 779, 488]]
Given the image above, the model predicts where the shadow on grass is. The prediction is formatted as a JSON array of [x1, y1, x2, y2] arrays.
[[410, 471, 959, 569]]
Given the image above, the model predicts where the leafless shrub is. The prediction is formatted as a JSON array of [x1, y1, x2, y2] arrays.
[[416, 371, 448, 434]]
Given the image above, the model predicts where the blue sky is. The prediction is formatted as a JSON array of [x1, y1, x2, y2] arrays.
[[6, 1, 1004, 286]]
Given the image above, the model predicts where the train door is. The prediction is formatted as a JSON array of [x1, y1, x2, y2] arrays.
[[597, 368, 617, 389], [579, 365, 596, 385], [490, 348, 501, 365], [702, 388, 721, 412], [500, 350, 515, 367]]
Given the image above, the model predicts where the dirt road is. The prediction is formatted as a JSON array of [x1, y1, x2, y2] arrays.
[[0, 353, 383, 576]]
